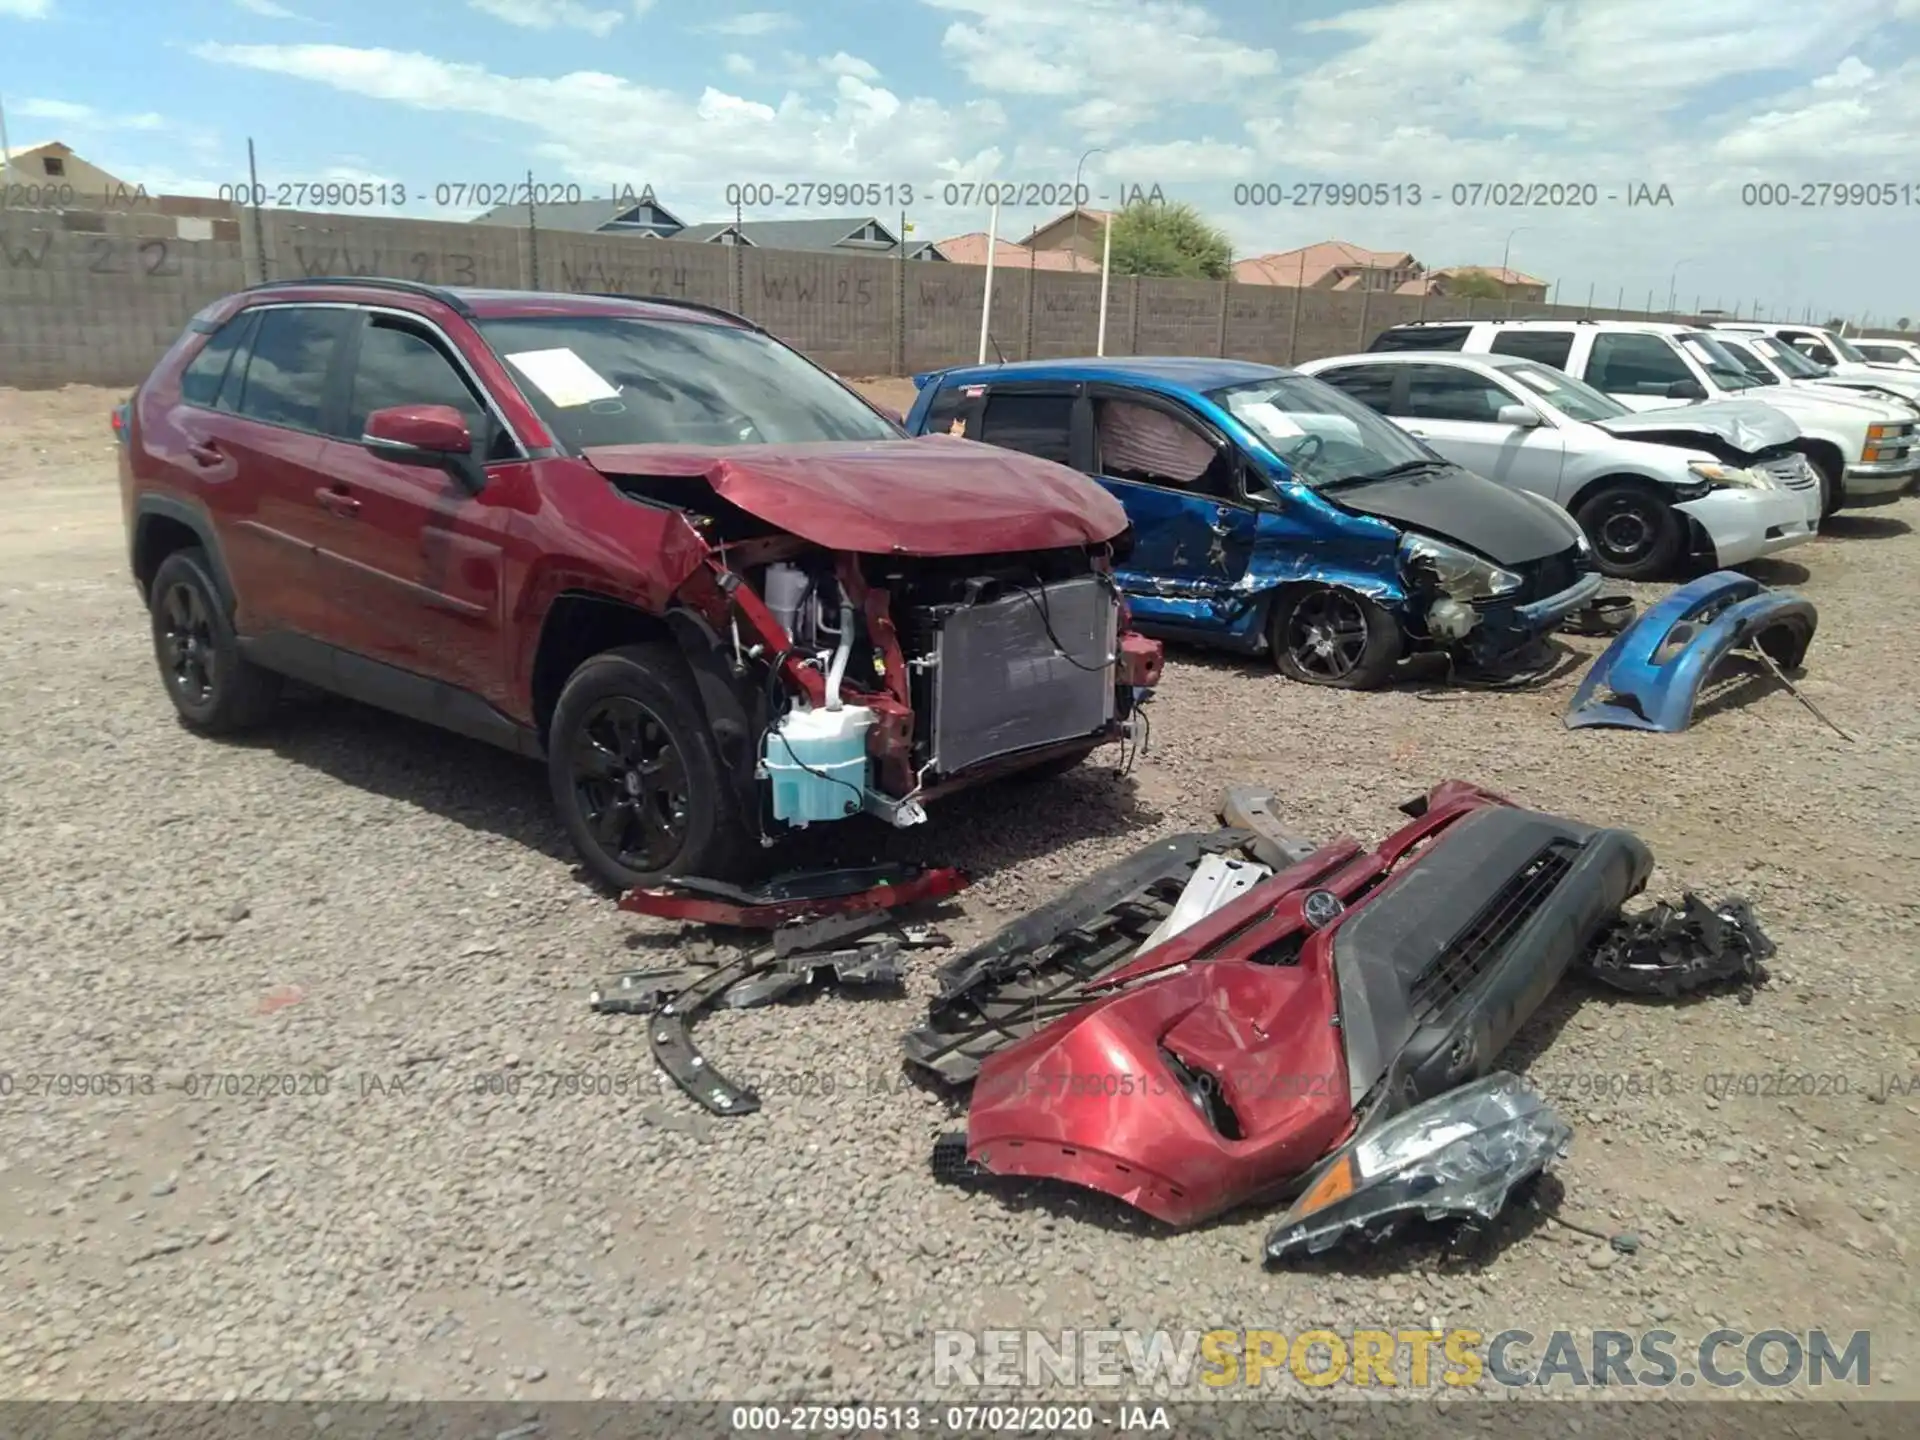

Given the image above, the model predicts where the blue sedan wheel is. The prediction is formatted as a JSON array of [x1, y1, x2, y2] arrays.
[[1270, 585, 1402, 690]]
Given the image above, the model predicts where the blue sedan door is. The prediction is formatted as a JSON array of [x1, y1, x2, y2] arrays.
[[1079, 386, 1260, 637]]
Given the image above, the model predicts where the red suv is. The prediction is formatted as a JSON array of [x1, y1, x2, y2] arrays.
[[117, 279, 1163, 889]]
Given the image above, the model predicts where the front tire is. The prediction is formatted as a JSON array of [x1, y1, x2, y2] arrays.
[[1269, 585, 1401, 690], [547, 642, 752, 891], [1807, 451, 1842, 518], [1574, 481, 1683, 580], [148, 548, 282, 734]]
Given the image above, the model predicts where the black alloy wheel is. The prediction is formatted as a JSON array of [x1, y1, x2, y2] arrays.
[[546, 642, 752, 891], [1287, 589, 1369, 680], [146, 546, 282, 733], [1270, 585, 1401, 689], [568, 695, 692, 876], [158, 579, 216, 710]]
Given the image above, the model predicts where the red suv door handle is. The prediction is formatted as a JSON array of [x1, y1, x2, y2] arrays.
[[316, 487, 361, 517], [186, 441, 222, 466]]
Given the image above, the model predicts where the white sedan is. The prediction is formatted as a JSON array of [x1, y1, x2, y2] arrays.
[[1297, 350, 1819, 581]]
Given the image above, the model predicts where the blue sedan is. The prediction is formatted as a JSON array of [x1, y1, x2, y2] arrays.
[[905, 357, 1601, 688]]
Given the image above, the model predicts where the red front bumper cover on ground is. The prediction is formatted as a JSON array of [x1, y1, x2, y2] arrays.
[[933, 782, 1653, 1228]]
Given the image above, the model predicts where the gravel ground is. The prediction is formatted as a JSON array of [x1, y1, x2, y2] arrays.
[[2, 382, 1917, 1406]]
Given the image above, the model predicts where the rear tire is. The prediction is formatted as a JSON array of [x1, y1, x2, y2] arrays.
[[1574, 481, 1684, 580], [148, 548, 282, 734], [548, 643, 754, 891], [1269, 585, 1401, 690]]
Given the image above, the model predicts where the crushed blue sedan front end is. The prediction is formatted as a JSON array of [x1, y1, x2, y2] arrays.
[[1565, 570, 1818, 732], [906, 358, 1600, 682]]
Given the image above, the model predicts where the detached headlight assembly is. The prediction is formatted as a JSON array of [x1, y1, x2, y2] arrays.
[[1264, 1073, 1572, 1263], [1687, 461, 1774, 490], [1398, 533, 1523, 601]]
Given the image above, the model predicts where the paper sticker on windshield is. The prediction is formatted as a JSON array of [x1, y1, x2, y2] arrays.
[[504, 348, 620, 408], [1242, 400, 1304, 437]]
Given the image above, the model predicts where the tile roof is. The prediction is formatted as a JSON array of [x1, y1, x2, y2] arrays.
[[1233, 239, 1419, 287], [934, 232, 1103, 272], [1431, 264, 1549, 287]]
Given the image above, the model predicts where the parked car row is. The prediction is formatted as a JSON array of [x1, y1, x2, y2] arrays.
[[908, 317, 1918, 690], [1363, 318, 1920, 514], [117, 278, 1917, 888]]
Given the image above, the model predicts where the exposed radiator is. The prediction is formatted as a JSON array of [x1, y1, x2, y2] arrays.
[[927, 575, 1117, 775]]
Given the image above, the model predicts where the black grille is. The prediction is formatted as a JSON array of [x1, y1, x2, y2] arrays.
[[1516, 547, 1583, 604], [1410, 841, 1576, 1016]]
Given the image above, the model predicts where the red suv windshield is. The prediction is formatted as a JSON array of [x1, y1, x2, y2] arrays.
[[475, 315, 900, 451]]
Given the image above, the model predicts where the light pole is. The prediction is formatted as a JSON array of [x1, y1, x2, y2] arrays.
[[1667, 257, 1696, 315], [1500, 225, 1531, 279], [1072, 147, 1106, 260]]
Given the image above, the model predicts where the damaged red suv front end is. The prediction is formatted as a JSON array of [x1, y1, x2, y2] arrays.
[[918, 782, 1652, 1228], [580, 436, 1161, 822]]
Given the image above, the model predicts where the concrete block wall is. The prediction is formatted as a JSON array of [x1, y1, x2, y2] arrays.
[[1, 210, 247, 388], [3, 200, 1794, 389], [741, 249, 897, 375]]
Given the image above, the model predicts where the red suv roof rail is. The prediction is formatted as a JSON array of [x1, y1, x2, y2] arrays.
[[244, 275, 478, 319]]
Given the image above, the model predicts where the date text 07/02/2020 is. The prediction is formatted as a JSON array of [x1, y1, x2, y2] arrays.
[[722, 181, 1170, 209], [1230, 180, 1675, 207], [214, 181, 662, 210]]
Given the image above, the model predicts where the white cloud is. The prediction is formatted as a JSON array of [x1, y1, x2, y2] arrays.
[[926, 0, 1277, 130], [466, 0, 625, 36], [705, 10, 793, 34], [0, 0, 53, 17], [13, 97, 92, 122], [722, 52, 755, 76], [1813, 56, 1876, 89], [822, 53, 879, 81], [234, 0, 301, 16], [11, 97, 171, 132], [1711, 56, 1920, 164], [188, 42, 1009, 208]]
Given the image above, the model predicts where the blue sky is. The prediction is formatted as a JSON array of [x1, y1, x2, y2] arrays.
[[7, 0, 1920, 321]]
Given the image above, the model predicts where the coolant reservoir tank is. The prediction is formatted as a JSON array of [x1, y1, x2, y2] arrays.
[[764, 705, 873, 825]]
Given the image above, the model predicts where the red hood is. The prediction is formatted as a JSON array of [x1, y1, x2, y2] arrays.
[[582, 435, 1128, 557]]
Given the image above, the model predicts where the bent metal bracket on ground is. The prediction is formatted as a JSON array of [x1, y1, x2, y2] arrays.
[[597, 863, 969, 1114]]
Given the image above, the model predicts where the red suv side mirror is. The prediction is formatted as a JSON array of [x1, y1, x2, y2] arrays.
[[363, 404, 473, 459]]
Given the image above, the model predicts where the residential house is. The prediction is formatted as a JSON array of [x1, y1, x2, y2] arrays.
[[670, 216, 946, 258], [1424, 265, 1549, 302], [1232, 240, 1423, 292], [1018, 208, 1113, 263], [470, 186, 690, 236], [0, 140, 133, 202], [934, 233, 1102, 273]]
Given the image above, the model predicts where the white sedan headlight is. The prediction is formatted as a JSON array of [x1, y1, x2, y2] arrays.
[[1688, 461, 1775, 490]]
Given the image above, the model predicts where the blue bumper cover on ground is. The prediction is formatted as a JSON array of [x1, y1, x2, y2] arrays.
[[1564, 571, 1818, 733]]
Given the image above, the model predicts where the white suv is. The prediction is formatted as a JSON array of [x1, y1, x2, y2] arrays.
[[1297, 350, 1818, 580], [1853, 338, 1920, 369], [1368, 319, 1920, 513], [1711, 322, 1920, 405], [1710, 331, 1920, 415]]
